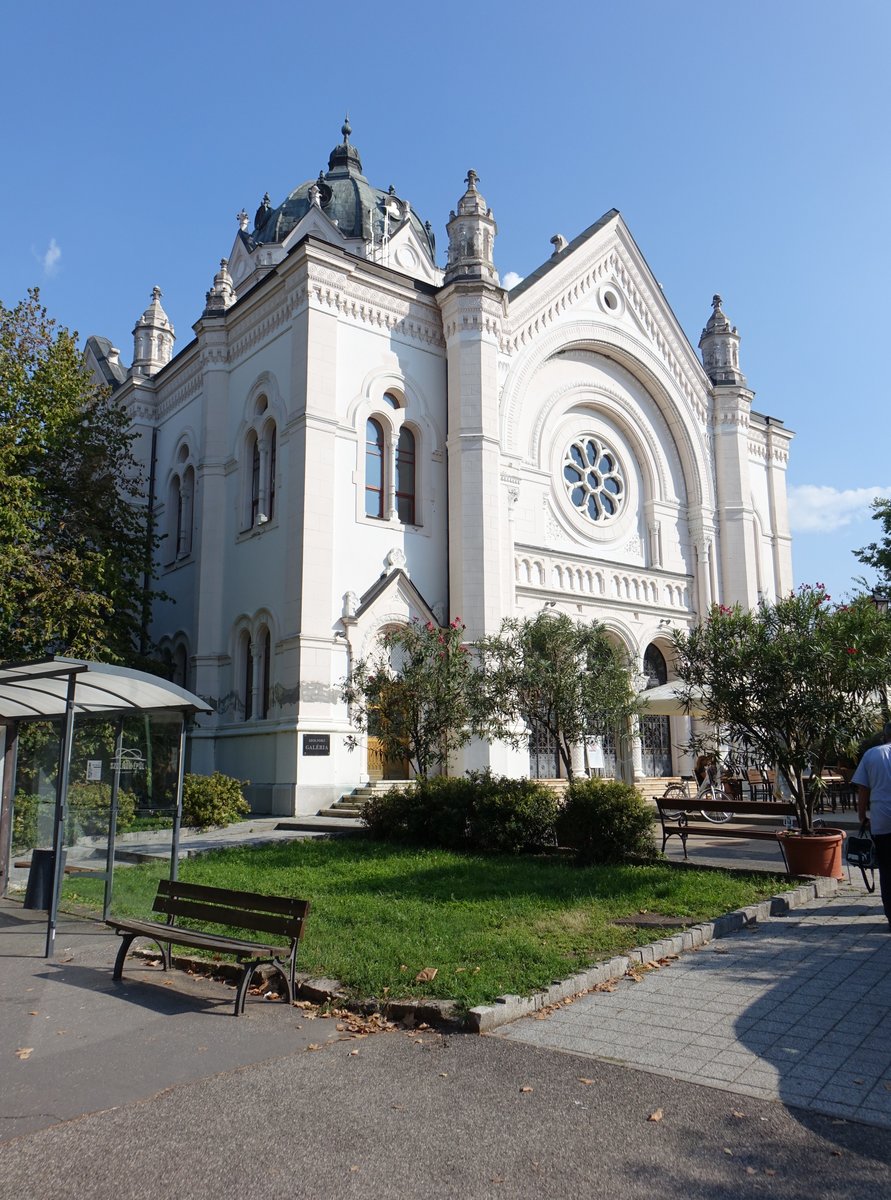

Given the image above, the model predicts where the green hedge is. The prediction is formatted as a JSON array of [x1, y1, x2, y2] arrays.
[[556, 778, 657, 864], [181, 772, 250, 830], [362, 771, 558, 855]]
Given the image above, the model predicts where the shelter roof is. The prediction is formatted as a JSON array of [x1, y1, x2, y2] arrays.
[[0, 658, 212, 721]]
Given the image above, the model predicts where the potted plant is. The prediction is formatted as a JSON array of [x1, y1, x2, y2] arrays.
[[671, 586, 891, 878]]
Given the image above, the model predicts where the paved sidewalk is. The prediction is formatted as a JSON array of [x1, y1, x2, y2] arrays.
[[496, 887, 891, 1128]]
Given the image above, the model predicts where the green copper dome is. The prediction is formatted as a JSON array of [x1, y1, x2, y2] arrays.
[[251, 120, 435, 260]]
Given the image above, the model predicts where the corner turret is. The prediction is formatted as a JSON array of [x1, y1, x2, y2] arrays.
[[699, 294, 745, 386], [444, 170, 499, 286], [132, 286, 175, 378]]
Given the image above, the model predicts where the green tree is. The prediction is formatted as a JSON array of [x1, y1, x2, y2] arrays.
[[671, 586, 891, 833], [0, 289, 153, 663], [478, 613, 639, 781], [854, 497, 891, 593], [341, 618, 484, 778]]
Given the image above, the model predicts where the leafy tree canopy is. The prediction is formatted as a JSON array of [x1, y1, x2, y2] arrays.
[[671, 586, 891, 833], [854, 497, 891, 594], [0, 289, 153, 663], [341, 618, 485, 778], [478, 613, 639, 781]]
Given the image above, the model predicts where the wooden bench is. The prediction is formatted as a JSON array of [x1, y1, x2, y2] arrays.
[[655, 797, 798, 860], [107, 880, 310, 1016]]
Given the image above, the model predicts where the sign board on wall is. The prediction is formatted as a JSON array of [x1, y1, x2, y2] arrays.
[[302, 734, 331, 757]]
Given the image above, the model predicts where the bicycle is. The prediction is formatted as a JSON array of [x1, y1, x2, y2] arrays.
[[661, 766, 735, 823]]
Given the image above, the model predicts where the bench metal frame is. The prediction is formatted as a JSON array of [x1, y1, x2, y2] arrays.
[[656, 797, 797, 859], [108, 879, 310, 1015]]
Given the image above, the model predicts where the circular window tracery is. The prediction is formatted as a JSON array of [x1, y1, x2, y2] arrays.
[[562, 435, 625, 522]]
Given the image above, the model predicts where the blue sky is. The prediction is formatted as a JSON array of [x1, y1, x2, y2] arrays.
[[2, 1, 889, 599]]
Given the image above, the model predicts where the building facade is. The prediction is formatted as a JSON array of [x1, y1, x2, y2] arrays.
[[86, 122, 794, 814]]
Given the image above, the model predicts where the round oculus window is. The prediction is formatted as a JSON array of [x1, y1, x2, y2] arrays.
[[562, 435, 625, 523]]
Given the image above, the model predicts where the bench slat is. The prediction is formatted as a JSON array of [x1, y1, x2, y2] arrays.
[[155, 878, 308, 919], [152, 895, 307, 940], [107, 917, 290, 957]]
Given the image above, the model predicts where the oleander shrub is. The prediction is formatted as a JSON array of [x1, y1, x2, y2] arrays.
[[557, 778, 657, 865], [181, 772, 250, 830], [362, 771, 558, 854]]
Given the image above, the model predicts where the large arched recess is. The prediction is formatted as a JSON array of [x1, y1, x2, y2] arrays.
[[500, 319, 715, 514]]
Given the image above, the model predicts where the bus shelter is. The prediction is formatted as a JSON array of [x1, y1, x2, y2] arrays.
[[0, 658, 212, 957]]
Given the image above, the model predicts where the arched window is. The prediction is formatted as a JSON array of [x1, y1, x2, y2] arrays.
[[249, 434, 261, 527], [177, 467, 194, 557], [267, 426, 277, 520], [241, 396, 278, 532], [641, 643, 671, 777], [166, 477, 181, 564], [395, 427, 416, 525], [258, 627, 272, 719], [172, 644, 189, 690], [241, 631, 254, 721], [365, 419, 385, 519]]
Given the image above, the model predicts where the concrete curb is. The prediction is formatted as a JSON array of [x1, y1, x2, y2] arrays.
[[464, 875, 840, 1033]]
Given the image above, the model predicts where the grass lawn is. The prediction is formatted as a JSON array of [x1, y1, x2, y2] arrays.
[[62, 839, 785, 1010]]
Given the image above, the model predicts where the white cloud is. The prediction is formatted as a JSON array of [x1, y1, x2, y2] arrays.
[[42, 238, 61, 276], [502, 270, 524, 290], [787, 484, 891, 533]]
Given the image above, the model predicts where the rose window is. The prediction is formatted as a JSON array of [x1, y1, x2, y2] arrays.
[[562, 436, 624, 522]]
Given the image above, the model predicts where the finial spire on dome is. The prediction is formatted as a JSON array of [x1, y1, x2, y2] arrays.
[[328, 114, 362, 175]]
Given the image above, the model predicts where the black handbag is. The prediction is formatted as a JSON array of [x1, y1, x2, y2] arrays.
[[845, 822, 877, 892]]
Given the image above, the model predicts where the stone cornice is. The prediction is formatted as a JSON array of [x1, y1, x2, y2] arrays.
[[303, 260, 445, 348]]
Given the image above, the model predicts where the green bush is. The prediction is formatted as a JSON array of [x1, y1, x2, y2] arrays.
[[556, 778, 657, 865], [361, 771, 558, 854], [12, 792, 41, 851], [466, 771, 558, 854], [67, 781, 137, 840], [181, 772, 250, 830]]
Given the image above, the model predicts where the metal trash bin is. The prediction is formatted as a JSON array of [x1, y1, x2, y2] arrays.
[[23, 848, 66, 910]]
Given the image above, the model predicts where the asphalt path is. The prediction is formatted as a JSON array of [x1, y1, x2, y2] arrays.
[[2, 1025, 891, 1200], [2, 902, 890, 1199]]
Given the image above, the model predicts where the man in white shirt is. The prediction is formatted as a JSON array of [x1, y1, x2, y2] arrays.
[[852, 721, 891, 929]]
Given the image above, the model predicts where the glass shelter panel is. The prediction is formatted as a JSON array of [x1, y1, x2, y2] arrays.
[[7, 711, 185, 924]]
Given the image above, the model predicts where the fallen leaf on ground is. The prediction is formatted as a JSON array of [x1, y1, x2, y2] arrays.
[[578, 1078, 595, 1086], [731, 1110, 746, 1119], [764, 1169, 776, 1176], [831, 1150, 843, 1157], [350, 1166, 360, 1173], [647, 1109, 663, 1122], [348, 1049, 359, 1056], [28, 1011, 38, 1016], [306, 1043, 322, 1052], [713, 946, 729, 955], [415, 967, 438, 982], [723, 1148, 733, 1156], [746, 1167, 757, 1175], [520, 1085, 534, 1094], [15, 1048, 34, 1060]]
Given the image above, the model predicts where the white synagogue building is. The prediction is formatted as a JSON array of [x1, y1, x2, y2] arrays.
[[86, 121, 793, 815]]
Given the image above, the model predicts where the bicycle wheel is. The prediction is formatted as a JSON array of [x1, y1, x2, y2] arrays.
[[701, 784, 733, 823], [661, 783, 689, 820]]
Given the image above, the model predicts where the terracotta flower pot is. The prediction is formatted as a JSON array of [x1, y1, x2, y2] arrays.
[[776, 827, 846, 880]]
